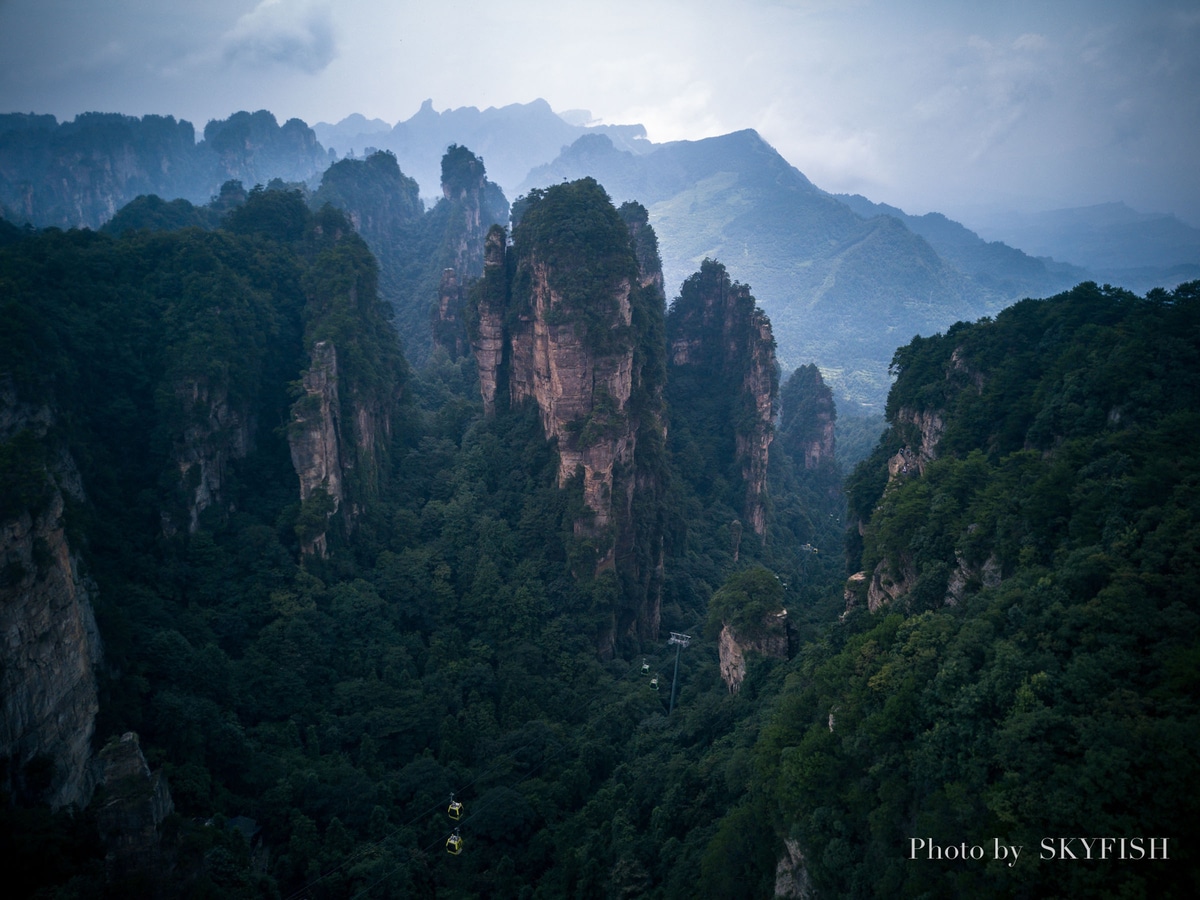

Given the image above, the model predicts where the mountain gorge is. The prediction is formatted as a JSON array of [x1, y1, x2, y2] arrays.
[[1, 167, 846, 896], [1, 98, 1198, 898]]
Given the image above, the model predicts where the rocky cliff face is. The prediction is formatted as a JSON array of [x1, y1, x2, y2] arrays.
[[288, 341, 345, 556], [441, 145, 490, 279], [861, 406, 945, 609], [432, 147, 510, 358], [717, 614, 789, 694], [866, 555, 916, 612], [667, 259, 779, 535], [471, 227, 509, 417], [97, 732, 174, 882], [775, 838, 814, 899], [286, 219, 404, 556], [738, 312, 777, 534], [889, 407, 944, 478], [0, 385, 102, 809], [166, 377, 256, 534], [508, 258, 637, 540], [433, 268, 470, 359], [467, 181, 667, 648]]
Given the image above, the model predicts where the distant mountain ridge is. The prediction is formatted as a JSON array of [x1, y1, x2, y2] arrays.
[[0, 110, 333, 229], [835, 193, 1089, 299], [312, 99, 653, 201], [521, 129, 1069, 411], [973, 201, 1200, 293], [5, 99, 1197, 411]]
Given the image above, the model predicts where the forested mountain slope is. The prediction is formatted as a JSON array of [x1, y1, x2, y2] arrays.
[[4, 102, 1196, 895], [0, 178, 849, 897], [836, 192, 1086, 299], [753, 281, 1200, 897]]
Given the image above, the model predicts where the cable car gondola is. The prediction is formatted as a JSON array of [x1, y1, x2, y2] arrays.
[[447, 793, 463, 821], [446, 829, 463, 856]]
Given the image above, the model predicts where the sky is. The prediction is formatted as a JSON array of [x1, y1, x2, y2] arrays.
[[2, 0, 1198, 229]]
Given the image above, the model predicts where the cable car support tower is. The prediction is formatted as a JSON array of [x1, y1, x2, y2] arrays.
[[667, 632, 691, 715]]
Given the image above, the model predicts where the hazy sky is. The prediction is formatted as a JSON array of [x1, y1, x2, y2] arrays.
[[3, 0, 1198, 227]]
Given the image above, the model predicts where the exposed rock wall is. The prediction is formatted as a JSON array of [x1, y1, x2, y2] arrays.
[[0, 386, 102, 809], [434, 267, 469, 359], [775, 838, 813, 899], [467, 183, 667, 648], [803, 414, 836, 471], [738, 310, 777, 534], [867, 555, 916, 612], [168, 377, 256, 534], [891, 407, 944, 477], [509, 261, 636, 539], [289, 340, 344, 510], [288, 341, 344, 556], [866, 406, 946, 608], [471, 227, 509, 417], [717, 615, 789, 694], [97, 732, 175, 881], [441, 151, 488, 279]]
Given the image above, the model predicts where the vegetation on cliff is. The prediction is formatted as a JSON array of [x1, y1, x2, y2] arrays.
[[757, 280, 1200, 897], [3, 155, 1196, 898]]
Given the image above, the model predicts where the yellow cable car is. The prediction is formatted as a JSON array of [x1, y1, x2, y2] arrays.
[[448, 794, 463, 821], [446, 829, 463, 856]]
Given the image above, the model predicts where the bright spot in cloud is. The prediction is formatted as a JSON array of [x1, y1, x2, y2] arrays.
[[223, 0, 337, 74]]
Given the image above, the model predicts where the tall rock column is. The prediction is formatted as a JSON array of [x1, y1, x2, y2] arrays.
[[0, 384, 102, 809], [467, 181, 668, 650], [288, 340, 344, 556], [469, 226, 510, 417], [667, 258, 779, 536]]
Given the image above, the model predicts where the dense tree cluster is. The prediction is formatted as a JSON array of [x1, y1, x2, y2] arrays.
[[761, 282, 1200, 897], [0, 175, 844, 898], [2, 145, 1195, 898]]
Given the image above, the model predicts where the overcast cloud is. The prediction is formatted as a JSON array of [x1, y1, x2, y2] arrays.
[[222, 1, 337, 73], [1, 0, 1197, 228]]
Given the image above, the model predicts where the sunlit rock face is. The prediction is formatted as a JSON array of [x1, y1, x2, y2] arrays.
[[467, 181, 668, 650], [508, 259, 636, 537], [287, 332, 397, 557], [0, 384, 102, 810], [890, 406, 945, 478]]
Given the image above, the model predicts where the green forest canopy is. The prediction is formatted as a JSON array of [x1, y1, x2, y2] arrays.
[[1, 173, 1196, 898]]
